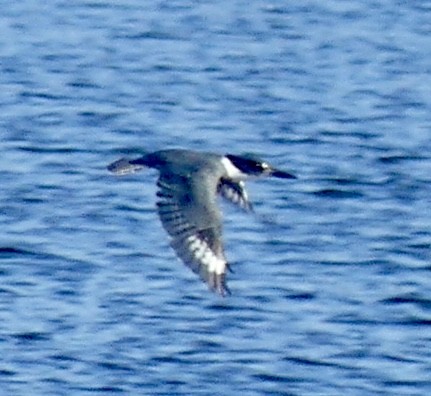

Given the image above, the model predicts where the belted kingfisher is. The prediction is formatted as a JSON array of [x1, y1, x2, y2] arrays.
[[108, 149, 296, 296]]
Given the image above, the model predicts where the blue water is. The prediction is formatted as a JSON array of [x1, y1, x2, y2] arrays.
[[1, 1, 431, 395]]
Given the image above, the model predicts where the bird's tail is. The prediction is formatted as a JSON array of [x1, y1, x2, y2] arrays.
[[107, 157, 146, 175]]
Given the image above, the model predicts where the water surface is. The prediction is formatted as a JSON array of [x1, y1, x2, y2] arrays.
[[1, 1, 431, 395]]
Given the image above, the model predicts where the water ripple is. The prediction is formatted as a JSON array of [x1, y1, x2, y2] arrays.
[[1, 0, 431, 395]]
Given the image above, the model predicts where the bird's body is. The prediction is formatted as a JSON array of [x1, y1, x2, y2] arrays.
[[108, 149, 295, 296]]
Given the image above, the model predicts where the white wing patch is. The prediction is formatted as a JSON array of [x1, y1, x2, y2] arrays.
[[218, 179, 253, 212], [156, 175, 230, 295], [186, 235, 226, 275], [170, 233, 229, 295]]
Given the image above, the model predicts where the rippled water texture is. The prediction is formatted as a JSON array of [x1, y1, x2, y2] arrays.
[[1, 1, 431, 395]]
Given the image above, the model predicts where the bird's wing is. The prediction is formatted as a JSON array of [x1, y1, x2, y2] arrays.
[[156, 173, 230, 296], [218, 179, 253, 212]]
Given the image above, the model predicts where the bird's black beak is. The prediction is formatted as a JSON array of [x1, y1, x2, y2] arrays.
[[269, 168, 297, 179]]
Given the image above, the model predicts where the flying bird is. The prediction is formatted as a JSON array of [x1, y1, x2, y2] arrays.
[[108, 149, 296, 296]]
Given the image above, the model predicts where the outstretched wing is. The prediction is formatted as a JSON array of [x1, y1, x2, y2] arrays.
[[156, 173, 230, 296], [218, 179, 253, 212]]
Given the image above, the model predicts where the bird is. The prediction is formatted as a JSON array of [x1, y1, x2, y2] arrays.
[[107, 149, 296, 296]]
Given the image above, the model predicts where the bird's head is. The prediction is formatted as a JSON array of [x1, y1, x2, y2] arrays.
[[224, 154, 296, 180]]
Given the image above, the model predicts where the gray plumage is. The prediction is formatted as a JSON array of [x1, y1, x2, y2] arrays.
[[108, 149, 295, 296]]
